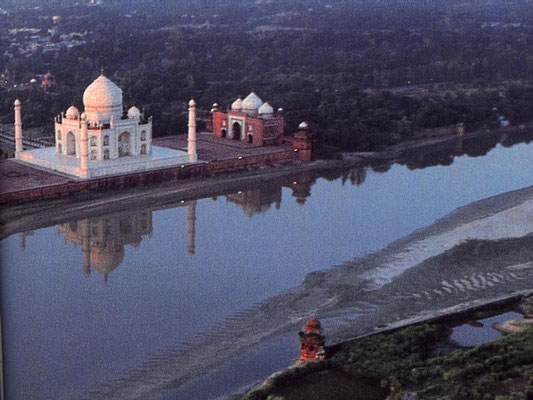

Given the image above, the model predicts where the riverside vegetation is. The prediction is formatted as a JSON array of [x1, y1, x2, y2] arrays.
[[246, 298, 533, 400], [1, 0, 533, 152]]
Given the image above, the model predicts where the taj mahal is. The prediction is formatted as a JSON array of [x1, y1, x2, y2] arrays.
[[14, 71, 198, 179], [2, 69, 314, 205]]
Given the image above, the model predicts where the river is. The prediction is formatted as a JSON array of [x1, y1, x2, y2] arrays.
[[1, 131, 532, 399]]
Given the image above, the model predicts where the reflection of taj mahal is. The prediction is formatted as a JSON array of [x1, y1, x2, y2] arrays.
[[55, 202, 197, 282], [58, 210, 154, 281]]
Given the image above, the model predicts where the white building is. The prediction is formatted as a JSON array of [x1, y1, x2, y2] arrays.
[[15, 72, 197, 179]]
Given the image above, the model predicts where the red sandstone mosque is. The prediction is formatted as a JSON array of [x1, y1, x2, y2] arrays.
[[211, 92, 284, 146], [299, 317, 326, 361], [210, 92, 313, 161]]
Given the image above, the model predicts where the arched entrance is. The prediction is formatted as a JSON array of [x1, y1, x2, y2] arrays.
[[118, 132, 131, 157], [247, 134, 253, 144], [232, 122, 241, 141], [66, 132, 76, 156], [221, 129, 227, 138]]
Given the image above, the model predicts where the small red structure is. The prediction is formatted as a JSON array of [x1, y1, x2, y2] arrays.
[[287, 122, 314, 162], [299, 317, 326, 361], [42, 72, 54, 89]]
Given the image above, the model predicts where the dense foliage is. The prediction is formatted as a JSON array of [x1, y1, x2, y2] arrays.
[[1, 0, 533, 151], [246, 323, 533, 400]]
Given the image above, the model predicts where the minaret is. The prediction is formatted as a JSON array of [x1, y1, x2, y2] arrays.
[[81, 220, 91, 277], [78, 112, 89, 178], [188, 99, 197, 162], [14, 99, 23, 157], [187, 200, 196, 255], [19, 232, 26, 250]]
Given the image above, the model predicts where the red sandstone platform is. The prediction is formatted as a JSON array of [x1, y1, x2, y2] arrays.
[[0, 159, 74, 195], [153, 132, 291, 161]]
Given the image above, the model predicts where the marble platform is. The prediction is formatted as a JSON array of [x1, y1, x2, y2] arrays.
[[17, 146, 195, 179]]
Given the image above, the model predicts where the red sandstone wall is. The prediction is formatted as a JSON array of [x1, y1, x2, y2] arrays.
[[212, 111, 227, 138], [0, 150, 301, 206]]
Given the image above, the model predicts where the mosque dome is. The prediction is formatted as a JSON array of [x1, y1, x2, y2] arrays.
[[127, 106, 141, 119], [242, 92, 263, 112], [65, 105, 79, 119], [231, 97, 243, 111], [258, 102, 274, 115], [83, 73, 123, 122], [298, 121, 309, 129]]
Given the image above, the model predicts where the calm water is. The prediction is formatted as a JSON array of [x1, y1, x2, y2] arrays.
[[1, 133, 533, 399], [451, 312, 524, 347]]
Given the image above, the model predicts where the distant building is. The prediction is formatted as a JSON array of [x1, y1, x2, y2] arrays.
[[211, 92, 284, 146], [1, 68, 15, 90], [41, 72, 53, 89]]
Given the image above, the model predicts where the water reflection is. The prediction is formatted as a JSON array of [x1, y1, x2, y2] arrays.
[[83, 192, 533, 400], [56, 211, 153, 281], [384, 128, 533, 171], [1, 128, 532, 400]]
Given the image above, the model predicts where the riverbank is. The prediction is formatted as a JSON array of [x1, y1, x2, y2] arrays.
[[245, 294, 533, 400], [2, 122, 530, 208], [2, 124, 530, 239]]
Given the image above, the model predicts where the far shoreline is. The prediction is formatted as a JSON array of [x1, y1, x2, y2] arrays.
[[2, 123, 530, 239]]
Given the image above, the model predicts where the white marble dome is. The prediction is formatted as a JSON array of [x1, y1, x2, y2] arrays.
[[83, 74, 123, 122], [128, 106, 141, 119], [231, 97, 243, 111], [242, 92, 263, 112], [65, 105, 79, 119], [258, 102, 273, 115], [298, 121, 309, 129]]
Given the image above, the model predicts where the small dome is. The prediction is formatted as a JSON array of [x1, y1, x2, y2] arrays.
[[258, 102, 274, 115], [298, 121, 309, 129], [212, 103, 218, 108], [278, 108, 284, 113], [231, 97, 243, 111], [14, 99, 21, 106], [188, 99, 196, 107], [242, 92, 263, 112], [127, 106, 141, 119], [65, 105, 80, 119], [30, 78, 37, 83]]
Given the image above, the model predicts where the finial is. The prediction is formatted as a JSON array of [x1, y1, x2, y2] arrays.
[[14, 98, 21, 106], [189, 99, 196, 107], [100, 66, 105, 76]]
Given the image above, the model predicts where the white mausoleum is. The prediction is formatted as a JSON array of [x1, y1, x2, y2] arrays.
[[15, 72, 198, 179]]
